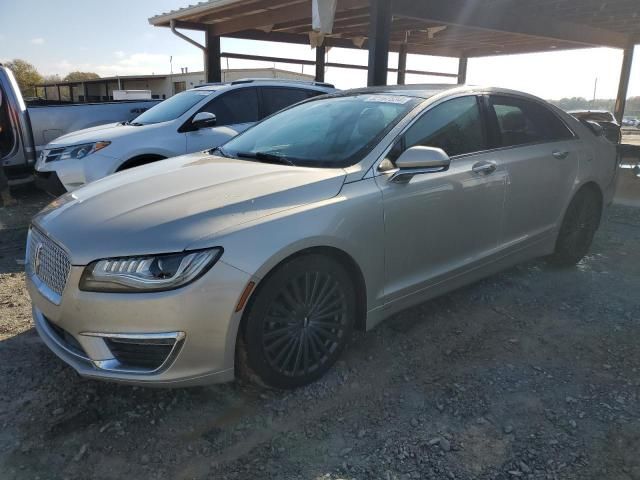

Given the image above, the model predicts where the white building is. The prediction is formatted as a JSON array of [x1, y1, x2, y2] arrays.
[[39, 68, 315, 102]]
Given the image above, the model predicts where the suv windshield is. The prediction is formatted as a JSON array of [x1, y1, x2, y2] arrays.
[[222, 94, 421, 168], [132, 89, 214, 125]]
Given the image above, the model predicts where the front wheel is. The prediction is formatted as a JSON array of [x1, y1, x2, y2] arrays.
[[238, 254, 356, 389], [549, 188, 601, 266]]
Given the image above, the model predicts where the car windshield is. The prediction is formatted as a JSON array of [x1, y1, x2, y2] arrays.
[[222, 94, 421, 168], [132, 89, 214, 124]]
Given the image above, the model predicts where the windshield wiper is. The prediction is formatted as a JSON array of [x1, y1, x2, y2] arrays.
[[235, 151, 296, 166], [123, 121, 144, 126]]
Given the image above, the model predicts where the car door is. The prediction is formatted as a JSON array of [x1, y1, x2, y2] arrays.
[[375, 95, 507, 303], [486, 95, 580, 247], [185, 87, 259, 152]]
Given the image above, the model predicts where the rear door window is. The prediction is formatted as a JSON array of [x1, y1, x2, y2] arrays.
[[489, 96, 574, 148], [260, 87, 317, 118], [200, 88, 259, 126]]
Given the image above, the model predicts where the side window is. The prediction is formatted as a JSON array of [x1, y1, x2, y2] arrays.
[[490, 96, 573, 148], [260, 87, 313, 118], [201, 88, 259, 126], [402, 96, 486, 158]]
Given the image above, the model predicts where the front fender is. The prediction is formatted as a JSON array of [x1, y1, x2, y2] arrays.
[[194, 178, 386, 315]]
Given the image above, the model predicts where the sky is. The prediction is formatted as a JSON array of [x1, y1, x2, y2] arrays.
[[0, 0, 638, 101]]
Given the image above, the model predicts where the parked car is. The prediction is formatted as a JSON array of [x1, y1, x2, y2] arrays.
[[26, 86, 617, 389], [0, 64, 160, 185], [622, 116, 639, 127], [568, 110, 622, 144], [34, 79, 336, 195]]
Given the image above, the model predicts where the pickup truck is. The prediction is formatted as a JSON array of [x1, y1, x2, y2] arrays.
[[0, 64, 159, 184]]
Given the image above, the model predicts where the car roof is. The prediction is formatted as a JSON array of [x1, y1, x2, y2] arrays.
[[340, 84, 553, 103], [190, 78, 335, 92]]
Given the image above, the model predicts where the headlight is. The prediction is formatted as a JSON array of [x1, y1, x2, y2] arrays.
[[53, 141, 111, 161], [79, 248, 222, 292]]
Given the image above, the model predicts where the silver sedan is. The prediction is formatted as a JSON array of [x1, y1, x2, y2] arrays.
[[26, 86, 618, 388]]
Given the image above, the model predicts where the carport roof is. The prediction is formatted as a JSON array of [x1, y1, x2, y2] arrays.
[[149, 0, 640, 57]]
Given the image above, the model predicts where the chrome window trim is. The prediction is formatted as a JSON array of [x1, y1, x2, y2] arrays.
[[486, 92, 579, 142], [370, 91, 582, 177], [371, 92, 491, 176]]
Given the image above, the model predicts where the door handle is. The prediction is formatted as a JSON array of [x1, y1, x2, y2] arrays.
[[552, 150, 570, 160], [472, 161, 497, 175]]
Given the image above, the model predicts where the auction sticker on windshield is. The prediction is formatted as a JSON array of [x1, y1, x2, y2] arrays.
[[363, 95, 412, 104]]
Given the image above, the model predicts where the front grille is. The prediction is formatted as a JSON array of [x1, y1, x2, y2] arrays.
[[105, 338, 175, 370], [28, 228, 71, 297], [42, 147, 65, 163]]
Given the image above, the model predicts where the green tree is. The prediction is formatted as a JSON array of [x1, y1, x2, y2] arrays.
[[4, 59, 43, 97], [64, 71, 100, 82], [43, 74, 62, 83]]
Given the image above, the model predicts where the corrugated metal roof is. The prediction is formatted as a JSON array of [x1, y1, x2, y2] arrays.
[[148, 0, 244, 26]]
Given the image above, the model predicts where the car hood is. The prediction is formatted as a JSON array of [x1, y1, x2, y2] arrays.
[[33, 153, 347, 265], [47, 122, 163, 147]]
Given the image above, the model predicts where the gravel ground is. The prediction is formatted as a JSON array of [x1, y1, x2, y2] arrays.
[[1, 185, 639, 480]]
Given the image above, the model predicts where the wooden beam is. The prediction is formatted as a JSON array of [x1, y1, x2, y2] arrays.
[[368, 0, 392, 86], [315, 45, 326, 82], [209, 1, 309, 36], [205, 28, 222, 83], [614, 43, 635, 123], [209, 0, 367, 36], [457, 56, 467, 84], [397, 42, 407, 85], [226, 29, 370, 50], [169, 20, 208, 31], [392, 0, 632, 50]]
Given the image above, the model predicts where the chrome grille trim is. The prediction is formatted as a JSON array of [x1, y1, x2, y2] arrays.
[[27, 227, 71, 304]]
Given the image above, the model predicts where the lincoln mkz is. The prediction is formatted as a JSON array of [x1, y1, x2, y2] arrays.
[[26, 86, 618, 388]]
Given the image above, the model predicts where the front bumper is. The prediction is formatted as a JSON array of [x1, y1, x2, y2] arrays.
[[35, 151, 120, 192], [27, 261, 252, 387]]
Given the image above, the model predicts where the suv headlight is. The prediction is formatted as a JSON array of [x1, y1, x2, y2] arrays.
[[79, 248, 222, 292], [54, 141, 111, 161]]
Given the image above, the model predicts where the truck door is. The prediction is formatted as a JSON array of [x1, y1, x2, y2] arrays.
[[0, 65, 36, 182]]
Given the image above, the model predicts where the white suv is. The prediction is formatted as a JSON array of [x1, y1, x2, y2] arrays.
[[34, 79, 335, 194]]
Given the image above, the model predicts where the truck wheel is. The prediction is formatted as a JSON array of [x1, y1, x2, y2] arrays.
[[549, 188, 601, 267], [238, 254, 355, 389]]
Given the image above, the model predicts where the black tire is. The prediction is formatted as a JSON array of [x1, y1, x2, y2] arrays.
[[549, 188, 601, 267], [238, 254, 356, 389]]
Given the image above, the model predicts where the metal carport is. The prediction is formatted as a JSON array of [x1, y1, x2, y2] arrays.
[[149, 0, 639, 121]]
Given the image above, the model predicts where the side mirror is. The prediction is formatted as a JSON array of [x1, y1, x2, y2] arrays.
[[389, 146, 451, 183], [191, 112, 217, 129]]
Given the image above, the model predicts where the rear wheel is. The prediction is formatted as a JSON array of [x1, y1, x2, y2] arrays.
[[549, 188, 601, 266], [238, 254, 355, 389]]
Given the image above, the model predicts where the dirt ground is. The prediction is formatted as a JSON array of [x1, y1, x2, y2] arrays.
[[1, 183, 639, 480]]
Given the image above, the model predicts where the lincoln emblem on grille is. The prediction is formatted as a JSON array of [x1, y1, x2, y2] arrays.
[[33, 242, 44, 275]]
